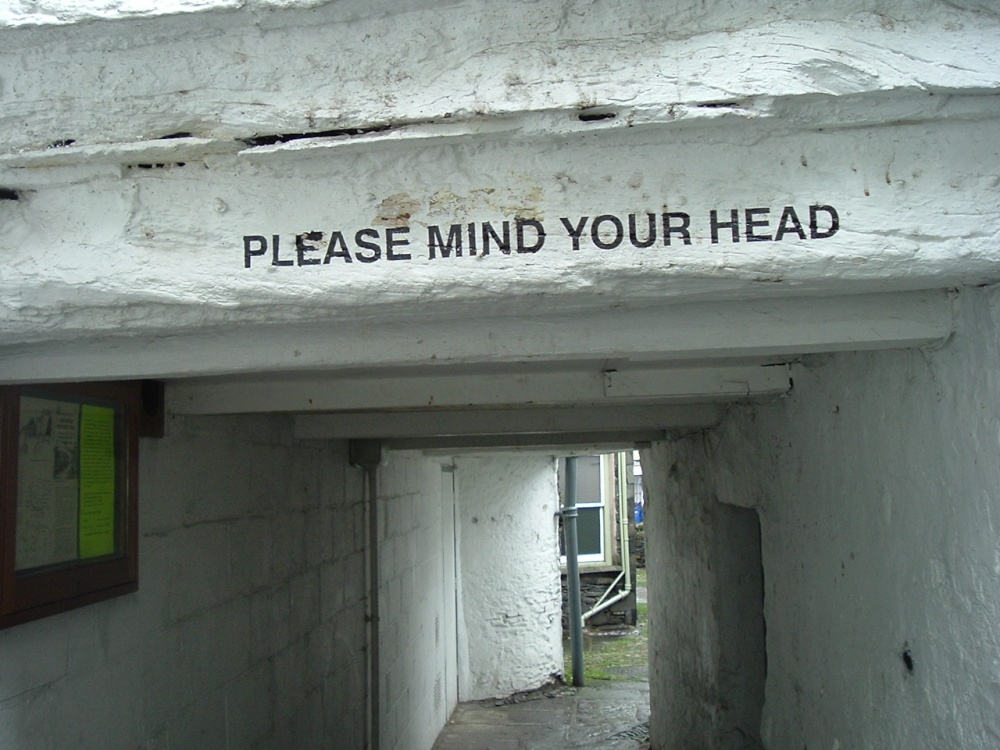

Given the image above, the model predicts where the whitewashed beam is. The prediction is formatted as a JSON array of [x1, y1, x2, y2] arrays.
[[0, 291, 953, 383], [0, 2, 991, 377], [169, 364, 789, 415], [386, 432, 665, 453], [1, 2, 997, 153], [0, 105, 987, 351], [603, 365, 788, 401], [293, 404, 724, 440], [0, 137, 240, 169]]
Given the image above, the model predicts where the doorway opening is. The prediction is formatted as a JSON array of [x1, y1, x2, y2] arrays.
[[429, 447, 651, 750], [333, 411, 770, 750], [558, 451, 649, 686]]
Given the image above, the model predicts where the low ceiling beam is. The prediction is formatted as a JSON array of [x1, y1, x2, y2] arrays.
[[0, 290, 952, 384], [384, 431, 666, 454], [169, 364, 789, 415], [293, 403, 724, 440]]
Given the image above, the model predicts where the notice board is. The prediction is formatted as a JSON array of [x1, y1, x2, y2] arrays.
[[0, 381, 139, 628]]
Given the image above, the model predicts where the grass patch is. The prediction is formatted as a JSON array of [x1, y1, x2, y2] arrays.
[[565, 568, 649, 683]]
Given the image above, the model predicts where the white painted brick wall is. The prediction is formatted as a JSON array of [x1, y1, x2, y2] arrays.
[[0, 413, 367, 750], [377, 451, 450, 750]]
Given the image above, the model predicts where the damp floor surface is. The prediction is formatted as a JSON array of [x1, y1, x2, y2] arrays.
[[430, 681, 650, 750]]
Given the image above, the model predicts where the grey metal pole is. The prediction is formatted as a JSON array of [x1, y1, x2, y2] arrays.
[[350, 440, 383, 750], [365, 463, 380, 750], [563, 456, 585, 687]]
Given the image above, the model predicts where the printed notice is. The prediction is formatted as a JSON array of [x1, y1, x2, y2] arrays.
[[242, 204, 841, 268], [16, 397, 81, 570], [79, 405, 116, 559]]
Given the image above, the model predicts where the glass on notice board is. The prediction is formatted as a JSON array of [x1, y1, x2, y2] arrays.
[[1, 381, 139, 630], [15, 395, 120, 572]]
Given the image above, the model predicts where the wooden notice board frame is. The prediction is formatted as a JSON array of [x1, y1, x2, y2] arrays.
[[0, 381, 139, 629]]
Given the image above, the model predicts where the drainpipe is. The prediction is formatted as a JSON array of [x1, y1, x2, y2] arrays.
[[350, 440, 383, 750], [582, 451, 633, 622], [562, 456, 585, 687]]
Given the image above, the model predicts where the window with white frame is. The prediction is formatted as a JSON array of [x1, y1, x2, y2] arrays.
[[559, 454, 608, 564]]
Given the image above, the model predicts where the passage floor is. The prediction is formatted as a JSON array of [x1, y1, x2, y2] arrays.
[[431, 681, 650, 750]]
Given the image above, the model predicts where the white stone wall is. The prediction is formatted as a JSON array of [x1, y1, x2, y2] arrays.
[[454, 454, 563, 701], [641, 441, 765, 749], [374, 451, 566, 746], [645, 284, 1000, 748], [641, 440, 723, 748], [0, 413, 367, 750], [377, 451, 452, 750]]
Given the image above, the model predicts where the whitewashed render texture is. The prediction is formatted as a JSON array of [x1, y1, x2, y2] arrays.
[[453, 454, 563, 701], [0, 0, 997, 379], [374, 450, 563, 748], [643, 285, 1000, 749], [377, 451, 452, 750]]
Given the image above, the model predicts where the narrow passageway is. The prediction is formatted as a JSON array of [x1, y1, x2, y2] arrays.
[[433, 454, 650, 749]]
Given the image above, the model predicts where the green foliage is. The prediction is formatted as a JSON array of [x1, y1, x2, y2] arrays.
[[565, 570, 649, 683]]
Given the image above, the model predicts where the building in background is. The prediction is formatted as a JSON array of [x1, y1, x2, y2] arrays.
[[559, 454, 638, 631]]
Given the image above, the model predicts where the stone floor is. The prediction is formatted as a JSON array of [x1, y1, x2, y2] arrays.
[[431, 681, 650, 750]]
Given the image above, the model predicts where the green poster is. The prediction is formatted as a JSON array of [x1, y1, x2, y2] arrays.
[[79, 405, 116, 559]]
